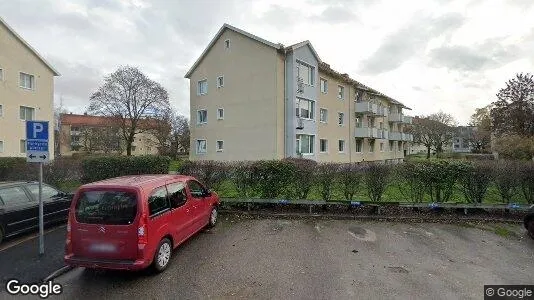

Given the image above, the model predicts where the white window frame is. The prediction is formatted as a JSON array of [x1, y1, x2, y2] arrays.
[[217, 76, 224, 88], [319, 108, 328, 123], [338, 140, 345, 153], [197, 79, 208, 96], [338, 112, 345, 126], [0, 104, 3, 117], [296, 134, 315, 155], [337, 85, 345, 100], [319, 139, 328, 153], [320, 78, 328, 94], [355, 139, 363, 153], [369, 140, 375, 153], [0, 68, 4, 81], [19, 106, 35, 121], [216, 140, 224, 152], [296, 60, 315, 86], [196, 139, 207, 154], [380, 142, 384, 152], [224, 39, 230, 49], [197, 109, 207, 125], [217, 108, 224, 120], [389, 141, 394, 152], [0, 140, 4, 153], [19, 72, 35, 90], [296, 97, 315, 120]]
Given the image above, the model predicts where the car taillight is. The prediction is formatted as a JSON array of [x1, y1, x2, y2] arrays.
[[65, 213, 73, 254], [137, 213, 148, 245]]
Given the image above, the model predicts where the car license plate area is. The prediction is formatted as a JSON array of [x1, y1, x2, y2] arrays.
[[89, 243, 117, 253]]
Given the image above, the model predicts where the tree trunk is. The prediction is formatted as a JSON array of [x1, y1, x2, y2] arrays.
[[426, 146, 431, 159]]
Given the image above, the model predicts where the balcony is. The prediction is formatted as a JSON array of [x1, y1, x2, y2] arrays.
[[379, 130, 389, 140], [354, 126, 378, 138], [403, 133, 414, 142], [403, 115, 413, 124], [389, 132, 402, 140], [389, 112, 403, 123], [375, 106, 388, 117], [355, 101, 378, 114]]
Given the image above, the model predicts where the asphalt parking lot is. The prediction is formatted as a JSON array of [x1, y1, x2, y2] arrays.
[[43, 216, 534, 300]]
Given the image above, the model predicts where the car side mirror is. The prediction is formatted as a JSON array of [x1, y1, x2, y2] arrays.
[[203, 189, 212, 197]]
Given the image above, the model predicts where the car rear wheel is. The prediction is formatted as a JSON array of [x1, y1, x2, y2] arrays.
[[208, 207, 218, 228], [153, 238, 172, 272]]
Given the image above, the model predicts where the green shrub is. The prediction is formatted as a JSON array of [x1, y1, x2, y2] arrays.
[[493, 160, 520, 203], [250, 160, 295, 199], [314, 163, 339, 201], [394, 161, 426, 202], [82, 155, 171, 183], [364, 162, 392, 202], [337, 163, 363, 201], [229, 161, 256, 198], [283, 158, 317, 199], [0, 157, 33, 181], [419, 160, 466, 203], [459, 161, 493, 203], [179, 160, 229, 191], [518, 162, 534, 204]]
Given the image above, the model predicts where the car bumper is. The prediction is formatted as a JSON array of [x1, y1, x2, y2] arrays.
[[64, 255, 151, 271]]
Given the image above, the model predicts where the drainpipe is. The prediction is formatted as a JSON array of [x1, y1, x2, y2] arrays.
[[348, 85, 352, 163], [283, 49, 288, 158]]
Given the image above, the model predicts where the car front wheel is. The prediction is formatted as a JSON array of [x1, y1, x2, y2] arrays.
[[208, 207, 218, 228], [153, 238, 172, 272]]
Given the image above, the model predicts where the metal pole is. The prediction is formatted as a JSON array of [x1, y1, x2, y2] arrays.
[[39, 162, 44, 255]]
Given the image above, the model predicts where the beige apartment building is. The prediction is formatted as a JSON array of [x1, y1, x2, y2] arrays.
[[58, 113, 159, 157], [0, 17, 59, 157], [185, 24, 413, 163]]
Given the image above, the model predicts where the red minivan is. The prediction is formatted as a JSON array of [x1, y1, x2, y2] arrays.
[[64, 174, 219, 272]]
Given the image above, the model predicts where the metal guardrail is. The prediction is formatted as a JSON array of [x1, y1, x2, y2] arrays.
[[220, 198, 532, 211]]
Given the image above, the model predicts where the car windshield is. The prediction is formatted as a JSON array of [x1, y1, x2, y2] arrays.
[[75, 190, 137, 225]]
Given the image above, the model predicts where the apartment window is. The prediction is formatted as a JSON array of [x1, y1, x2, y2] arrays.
[[217, 76, 224, 88], [368, 116, 375, 128], [338, 112, 344, 126], [369, 140, 375, 153], [19, 106, 35, 121], [216, 140, 224, 152], [355, 139, 363, 153], [389, 141, 394, 152], [380, 143, 384, 152], [296, 134, 314, 155], [197, 109, 207, 124], [224, 39, 230, 49], [319, 108, 328, 123], [296, 98, 315, 120], [320, 78, 328, 93], [217, 108, 224, 120], [338, 140, 345, 153], [320, 139, 328, 153], [19, 72, 35, 89], [196, 139, 207, 154], [0, 68, 3, 81], [0, 104, 3, 117], [197, 79, 208, 95], [20, 139, 26, 153], [297, 61, 314, 86], [398, 141, 402, 151], [0, 141, 3, 153], [355, 116, 363, 128], [337, 85, 345, 100]]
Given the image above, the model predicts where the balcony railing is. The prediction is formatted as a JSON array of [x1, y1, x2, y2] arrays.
[[379, 129, 389, 140], [375, 106, 388, 117], [403, 115, 413, 124], [355, 101, 378, 114], [389, 132, 402, 140], [389, 112, 403, 123], [354, 126, 378, 138], [403, 133, 414, 142]]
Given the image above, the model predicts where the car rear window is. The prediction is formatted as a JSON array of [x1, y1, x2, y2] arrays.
[[75, 190, 137, 225]]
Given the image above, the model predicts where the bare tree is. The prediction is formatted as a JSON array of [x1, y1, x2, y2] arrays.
[[169, 114, 190, 157], [412, 112, 456, 158], [88, 66, 170, 156], [149, 108, 173, 155], [468, 105, 492, 153]]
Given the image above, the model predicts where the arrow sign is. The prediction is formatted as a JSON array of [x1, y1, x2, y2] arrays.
[[26, 121, 49, 163], [39, 155, 47, 159]]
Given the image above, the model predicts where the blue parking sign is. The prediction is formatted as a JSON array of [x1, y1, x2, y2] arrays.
[[26, 121, 49, 141], [26, 121, 49, 163]]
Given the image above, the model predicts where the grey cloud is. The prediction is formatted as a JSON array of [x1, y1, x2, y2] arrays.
[[412, 86, 424, 91], [428, 39, 522, 71], [259, 5, 301, 30], [317, 6, 358, 24], [359, 12, 465, 74]]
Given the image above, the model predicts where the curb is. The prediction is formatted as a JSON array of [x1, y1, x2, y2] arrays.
[[219, 210, 524, 224], [42, 265, 75, 283]]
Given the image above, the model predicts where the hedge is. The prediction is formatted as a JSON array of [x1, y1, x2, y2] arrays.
[[0, 157, 82, 187], [178, 159, 534, 204], [82, 155, 171, 183]]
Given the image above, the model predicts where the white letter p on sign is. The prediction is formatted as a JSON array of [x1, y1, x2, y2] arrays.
[[33, 123, 43, 139]]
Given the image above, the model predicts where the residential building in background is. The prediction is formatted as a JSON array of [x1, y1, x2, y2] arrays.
[[452, 126, 475, 153], [185, 24, 413, 162], [0, 17, 60, 158], [58, 113, 159, 156]]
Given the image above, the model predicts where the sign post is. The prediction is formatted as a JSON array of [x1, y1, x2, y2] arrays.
[[26, 121, 49, 256]]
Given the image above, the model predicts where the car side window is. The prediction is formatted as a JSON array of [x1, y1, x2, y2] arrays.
[[187, 180, 205, 199], [27, 184, 59, 200], [167, 182, 187, 208], [0, 187, 32, 206], [148, 186, 170, 217]]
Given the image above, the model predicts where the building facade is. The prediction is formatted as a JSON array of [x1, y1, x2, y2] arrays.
[[58, 113, 159, 157], [452, 126, 475, 153], [0, 17, 59, 157], [185, 24, 413, 162]]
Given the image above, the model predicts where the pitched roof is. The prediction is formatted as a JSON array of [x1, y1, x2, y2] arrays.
[[285, 40, 321, 63], [0, 17, 60, 76], [184, 23, 282, 78]]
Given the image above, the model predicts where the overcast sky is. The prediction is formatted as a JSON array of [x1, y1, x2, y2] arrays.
[[2, 0, 533, 124]]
